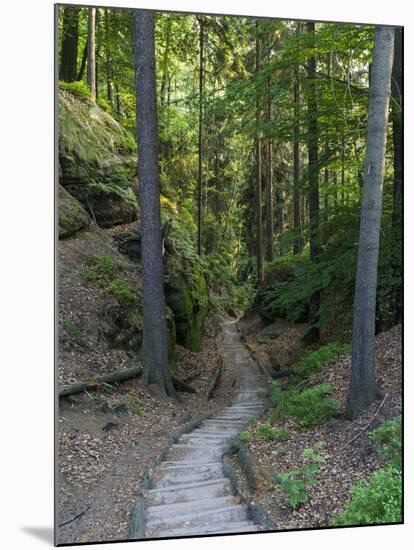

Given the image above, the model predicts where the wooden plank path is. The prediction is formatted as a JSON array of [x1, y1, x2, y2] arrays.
[[141, 320, 268, 538]]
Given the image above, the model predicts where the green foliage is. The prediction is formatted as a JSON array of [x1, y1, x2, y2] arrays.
[[59, 80, 91, 98], [239, 431, 251, 443], [370, 416, 402, 469], [285, 385, 339, 428], [97, 97, 113, 113], [128, 312, 143, 331], [294, 342, 351, 380], [83, 254, 138, 311], [332, 467, 402, 526], [333, 417, 402, 527], [108, 278, 136, 308], [88, 180, 138, 209], [127, 394, 144, 415], [268, 380, 338, 428], [275, 429, 291, 441], [84, 254, 121, 285], [275, 447, 326, 509], [256, 424, 277, 441]]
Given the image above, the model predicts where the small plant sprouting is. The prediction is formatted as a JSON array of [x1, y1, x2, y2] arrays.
[[275, 446, 326, 509], [256, 424, 277, 441], [127, 394, 144, 415], [239, 431, 251, 443]]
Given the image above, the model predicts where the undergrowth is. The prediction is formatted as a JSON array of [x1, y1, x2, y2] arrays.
[[332, 416, 402, 526], [268, 380, 338, 428], [294, 342, 351, 380], [275, 445, 326, 509]]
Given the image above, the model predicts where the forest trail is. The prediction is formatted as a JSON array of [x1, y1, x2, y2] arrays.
[[141, 320, 268, 538]]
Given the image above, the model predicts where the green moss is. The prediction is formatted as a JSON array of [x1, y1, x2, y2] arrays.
[[108, 278, 136, 308], [59, 80, 91, 99], [59, 184, 90, 239]]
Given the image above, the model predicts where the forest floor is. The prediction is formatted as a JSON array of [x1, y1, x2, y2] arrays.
[[58, 229, 402, 541], [235, 314, 402, 530], [57, 228, 239, 544]]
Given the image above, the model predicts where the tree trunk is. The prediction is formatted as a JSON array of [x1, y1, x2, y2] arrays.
[[391, 27, 403, 227], [95, 9, 100, 101], [345, 27, 394, 420], [160, 17, 172, 106], [87, 7, 96, 101], [265, 47, 274, 261], [255, 21, 264, 283], [134, 10, 176, 398], [77, 39, 88, 81], [60, 7, 79, 82], [105, 10, 113, 104], [197, 17, 204, 256], [305, 21, 320, 343], [293, 34, 301, 255], [115, 82, 121, 114]]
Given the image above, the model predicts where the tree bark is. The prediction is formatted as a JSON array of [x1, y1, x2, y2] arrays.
[[134, 10, 176, 398], [265, 42, 274, 261], [293, 29, 301, 255], [197, 17, 205, 256], [391, 27, 403, 227], [77, 39, 88, 82], [105, 9, 113, 104], [255, 21, 264, 283], [87, 7, 96, 101], [305, 21, 320, 343], [160, 17, 172, 106], [60, 7, 79, 82], [345, 27, 394, 420]]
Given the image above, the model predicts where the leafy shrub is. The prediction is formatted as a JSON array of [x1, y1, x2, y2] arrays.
[[256, 425, 277, 441], [285, 384, 339, 428], [127, 394, 144, 415], [370, 416, 402, 469], [239, 431, 251, 443], [332, 466, 402, 526], [59, 80, 91, 99], [108, 278, 136, 308], [268, 380, 338, 428], [275, 447, 325, 509], [294, 342, 351, 380]]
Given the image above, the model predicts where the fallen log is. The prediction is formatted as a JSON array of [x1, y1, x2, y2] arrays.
[[205, 360, 222, 400], [58, 366, 143, 397], [59, 364, 195, 398], [172, 376, 196, 393]]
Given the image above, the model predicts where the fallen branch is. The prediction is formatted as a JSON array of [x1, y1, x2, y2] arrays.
[[271, 369, 293, 379], [205, 361, 222, 400], [58, 505, 90, 528], [58, 366, 143, 397], [344, 393, 388, 449]]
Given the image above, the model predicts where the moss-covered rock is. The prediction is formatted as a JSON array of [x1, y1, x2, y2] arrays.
[[59, 184, 90, 238], [58, 89, 138, 228], [165, 263, 208, 353]]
